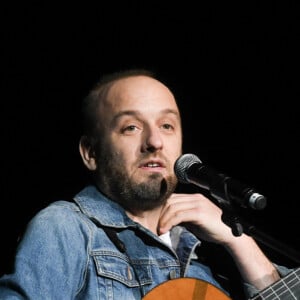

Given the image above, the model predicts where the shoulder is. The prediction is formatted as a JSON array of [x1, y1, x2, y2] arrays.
[[24, 200, 91, 238], [33, 200, 80, 222]]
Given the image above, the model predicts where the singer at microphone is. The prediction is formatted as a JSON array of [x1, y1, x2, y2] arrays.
[[174, 153, 267, 210]]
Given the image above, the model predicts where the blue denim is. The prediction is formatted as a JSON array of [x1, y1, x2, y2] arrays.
[[0, 185, 234, 299]]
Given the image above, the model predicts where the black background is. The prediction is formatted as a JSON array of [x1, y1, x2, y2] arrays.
[[1, 2, 299, 276]]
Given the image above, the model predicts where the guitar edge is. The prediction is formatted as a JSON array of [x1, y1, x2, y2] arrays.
[[142, 278, 232, 300]]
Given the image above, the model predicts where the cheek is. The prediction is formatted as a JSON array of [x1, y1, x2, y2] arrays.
[[112, 134, 142, 153], [166, 136, 182, 155], [109, 139, 139, 165]]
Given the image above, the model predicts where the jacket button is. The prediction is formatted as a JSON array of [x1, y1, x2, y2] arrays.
[[127, 266, 133, 280], [169, 270, 177, 279]]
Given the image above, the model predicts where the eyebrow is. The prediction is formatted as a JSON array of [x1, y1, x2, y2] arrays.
[[112, 108, 180, 124]]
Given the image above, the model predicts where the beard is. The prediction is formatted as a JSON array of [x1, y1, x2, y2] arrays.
[[94, 149, 178, 213]]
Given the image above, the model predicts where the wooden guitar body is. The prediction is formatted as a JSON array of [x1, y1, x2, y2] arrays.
[[143, 267, 300, 300], [143, 277, 231, 300]]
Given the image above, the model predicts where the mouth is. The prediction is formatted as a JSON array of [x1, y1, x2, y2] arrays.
[[139, 160, 166, 172]]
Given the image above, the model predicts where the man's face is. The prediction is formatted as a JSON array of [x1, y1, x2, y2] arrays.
[[94, 76, 182, 212]]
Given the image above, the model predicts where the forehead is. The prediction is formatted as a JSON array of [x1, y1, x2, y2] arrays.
[[101, 76, 179, 113]]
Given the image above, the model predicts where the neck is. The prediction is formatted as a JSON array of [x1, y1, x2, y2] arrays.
[[126, 206, 163, 235]]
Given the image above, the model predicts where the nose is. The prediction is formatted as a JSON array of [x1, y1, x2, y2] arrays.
[[142, 127, 163, 153]]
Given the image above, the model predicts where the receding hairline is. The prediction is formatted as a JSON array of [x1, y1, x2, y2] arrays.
[[94, 68, 157, 87], [81, 68, 177, 137]]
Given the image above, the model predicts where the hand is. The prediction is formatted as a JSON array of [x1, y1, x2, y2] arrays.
[[158, 193, 281, 290], [158, 193, 236, 245]]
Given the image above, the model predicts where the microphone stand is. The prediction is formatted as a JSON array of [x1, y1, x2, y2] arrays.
[[200, 174, 300, 264], [220, 204, 300, 264]]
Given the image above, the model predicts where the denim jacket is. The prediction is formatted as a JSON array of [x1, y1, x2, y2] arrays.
[[0, 185, 290, 299]]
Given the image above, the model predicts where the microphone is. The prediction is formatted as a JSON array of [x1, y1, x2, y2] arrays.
[[174, 153, 267, 210]]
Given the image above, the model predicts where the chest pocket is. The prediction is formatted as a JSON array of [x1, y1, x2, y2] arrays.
[[92, 250, 153, 288]]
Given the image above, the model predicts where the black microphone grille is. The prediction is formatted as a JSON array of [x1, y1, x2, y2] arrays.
[[174, 153, 202, 184]]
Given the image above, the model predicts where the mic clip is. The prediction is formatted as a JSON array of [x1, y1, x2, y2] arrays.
[[221, 210, 244, 237]]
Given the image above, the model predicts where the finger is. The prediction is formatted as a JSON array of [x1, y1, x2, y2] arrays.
[[158, 200, 201, 234]]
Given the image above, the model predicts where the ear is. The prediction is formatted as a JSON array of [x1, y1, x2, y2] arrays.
[[79, 136, 97, 171]]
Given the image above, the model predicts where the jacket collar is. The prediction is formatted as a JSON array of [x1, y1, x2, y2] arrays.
[[73, 184, 200, 249], [73, 185, 136, 228]]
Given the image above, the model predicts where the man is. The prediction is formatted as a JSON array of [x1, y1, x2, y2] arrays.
[[0, 69, 291, 299]]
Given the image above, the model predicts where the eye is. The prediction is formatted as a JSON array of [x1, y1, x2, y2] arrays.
[[126, 125, 137, 131], [161, 123, 174, 130], [121, 124, 140, 134]]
